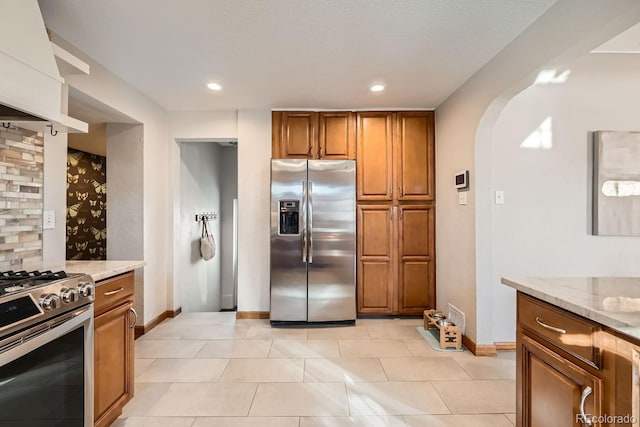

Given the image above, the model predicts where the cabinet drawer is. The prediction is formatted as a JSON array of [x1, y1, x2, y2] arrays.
[[518, 293, 601, 368], [95, 272, 134, 315]]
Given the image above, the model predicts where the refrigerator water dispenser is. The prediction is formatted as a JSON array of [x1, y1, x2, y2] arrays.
[[279, 200, 299, 235]]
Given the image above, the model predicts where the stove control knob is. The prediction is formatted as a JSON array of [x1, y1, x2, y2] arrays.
[[40, 294, 61, 311], [78, 283, 93, 298], [60, 287, 79, 304]]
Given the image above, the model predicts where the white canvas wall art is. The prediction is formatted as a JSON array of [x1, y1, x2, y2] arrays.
[[593, 131, 640, 236]]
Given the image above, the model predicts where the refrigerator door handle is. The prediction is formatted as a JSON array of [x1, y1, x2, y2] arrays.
[[308, 180, 313, 263], [301, 180, 307, 262]]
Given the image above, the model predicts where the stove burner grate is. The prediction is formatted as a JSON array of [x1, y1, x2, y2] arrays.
[[0, 270, 69, 296]]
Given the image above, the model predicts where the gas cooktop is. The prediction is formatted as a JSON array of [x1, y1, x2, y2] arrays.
[[0, 270, 82, 297], [0, 270, 95, 339]]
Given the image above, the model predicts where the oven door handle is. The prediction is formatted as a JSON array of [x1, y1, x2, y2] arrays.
[[129, 307, 138, 329]]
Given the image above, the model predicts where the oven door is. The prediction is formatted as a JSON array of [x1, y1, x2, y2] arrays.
[[0, 305, 93, 427]]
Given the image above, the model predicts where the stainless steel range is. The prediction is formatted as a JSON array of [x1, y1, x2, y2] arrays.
[[0, 270, 95, 427]]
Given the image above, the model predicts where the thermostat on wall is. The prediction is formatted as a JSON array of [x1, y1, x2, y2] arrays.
[[454, 170, 469, 189]]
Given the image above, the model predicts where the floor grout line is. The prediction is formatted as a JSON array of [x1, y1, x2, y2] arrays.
[[120, 313, 517, 423]]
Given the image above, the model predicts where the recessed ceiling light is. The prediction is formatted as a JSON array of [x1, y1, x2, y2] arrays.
[[370, 83, 385, 93], [207, 82, 223, 91]]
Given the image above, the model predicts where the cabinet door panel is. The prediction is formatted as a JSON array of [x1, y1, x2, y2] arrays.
[[400, 207, 432, 256], [519, 334, 602, 427], [358, 205, 394, 313], [280, 112, 317, 158], [357, 112, 393, 200], [359, 262, 393, 312], [396, 112, 434, 201], [397, 205, 434, 313], [95, 301, 133, 425], [399, 261, 432, 311], [361, 207, 392, 256], [319, 112, 354, 159]]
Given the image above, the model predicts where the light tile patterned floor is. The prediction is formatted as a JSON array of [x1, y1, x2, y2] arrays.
[[113, 313, 516, 427]]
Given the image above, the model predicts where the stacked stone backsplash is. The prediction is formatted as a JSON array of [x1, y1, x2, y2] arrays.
[[0, 127, 44, 270]]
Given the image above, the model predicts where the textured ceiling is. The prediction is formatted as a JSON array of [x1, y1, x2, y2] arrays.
[[39, 0, 557, 111]]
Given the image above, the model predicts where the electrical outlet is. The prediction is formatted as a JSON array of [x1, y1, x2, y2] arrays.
[[495, 191, 505, 205], [43, 210, 55, 229]]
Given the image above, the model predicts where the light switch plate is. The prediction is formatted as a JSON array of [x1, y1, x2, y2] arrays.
[[495, 191, 505, 205], [458, 191, 468, 205], [43, 210, 55, 229]]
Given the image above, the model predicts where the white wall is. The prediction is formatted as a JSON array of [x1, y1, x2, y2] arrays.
[[220, 147, 238, 309], [42, 131, 67, 261], [106, 123, 145, 317], [49, 34, 169, 326], [168, 110, 271, 314], [106, 124, 143, 261], [490, 53, 640, 342], [179, 141, 222, 312], [237, 110, 272, 312], [435, 0, 640, 344]]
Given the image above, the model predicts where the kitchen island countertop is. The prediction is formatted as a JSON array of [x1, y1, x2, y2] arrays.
[[21, 260, 145, 282], [503, 276, 640, 342]]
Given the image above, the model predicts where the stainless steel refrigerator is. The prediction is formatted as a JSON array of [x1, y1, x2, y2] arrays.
[[270, 159, 356, 325]]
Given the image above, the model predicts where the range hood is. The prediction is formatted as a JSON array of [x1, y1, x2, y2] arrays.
[[0, 0, 87, 133]]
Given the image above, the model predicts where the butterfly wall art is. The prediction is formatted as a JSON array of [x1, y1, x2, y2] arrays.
[[66, 148, 107, 260]]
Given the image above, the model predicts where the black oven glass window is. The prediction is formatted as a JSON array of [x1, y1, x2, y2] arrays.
[[0, 327, 84, 426]]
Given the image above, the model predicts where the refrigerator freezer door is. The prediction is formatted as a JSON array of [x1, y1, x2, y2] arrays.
[[307, 160, 356, 322], [270, 159, 308, 321]]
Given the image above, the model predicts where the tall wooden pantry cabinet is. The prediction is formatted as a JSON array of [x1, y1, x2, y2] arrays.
[[356, 111, 435, 315]]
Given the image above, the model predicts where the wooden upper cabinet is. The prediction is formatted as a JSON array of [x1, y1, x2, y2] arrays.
[[397, 205, 435, 314], [272, 111, 355, 159], [356, 111, 434, 202], [356, 112, 393, 201], [396, 111, 435, 201], [318, 112, 355, 159], [272, 111, 318, 159]]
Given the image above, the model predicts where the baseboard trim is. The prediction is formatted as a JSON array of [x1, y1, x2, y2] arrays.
[[494, 341, 516, 351], [134, 307, 182, 339], [462, 334, 497, 357], [236, 311, 270, 319]]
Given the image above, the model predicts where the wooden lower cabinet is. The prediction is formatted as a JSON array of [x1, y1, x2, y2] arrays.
[[397, 205, 434, 314], [94, 272, 135, 427], [515, 293, 637, 427], [519, 334, 603, 427], [357, 205, 394, 314], [357, 204, 434, 315]]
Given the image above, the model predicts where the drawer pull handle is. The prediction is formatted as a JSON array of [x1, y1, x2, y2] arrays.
[[535, 317, 567, 334], [579, 386, 593, 425], [104, 287, 124, 296], [129, 308, 138, 329]]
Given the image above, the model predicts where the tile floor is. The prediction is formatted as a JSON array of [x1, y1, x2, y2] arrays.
[[113, 313, 516, 427]]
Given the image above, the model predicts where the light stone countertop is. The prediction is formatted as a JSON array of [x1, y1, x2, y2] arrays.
[[502, 276, 640, 342], [21, 260, 145, 282]]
